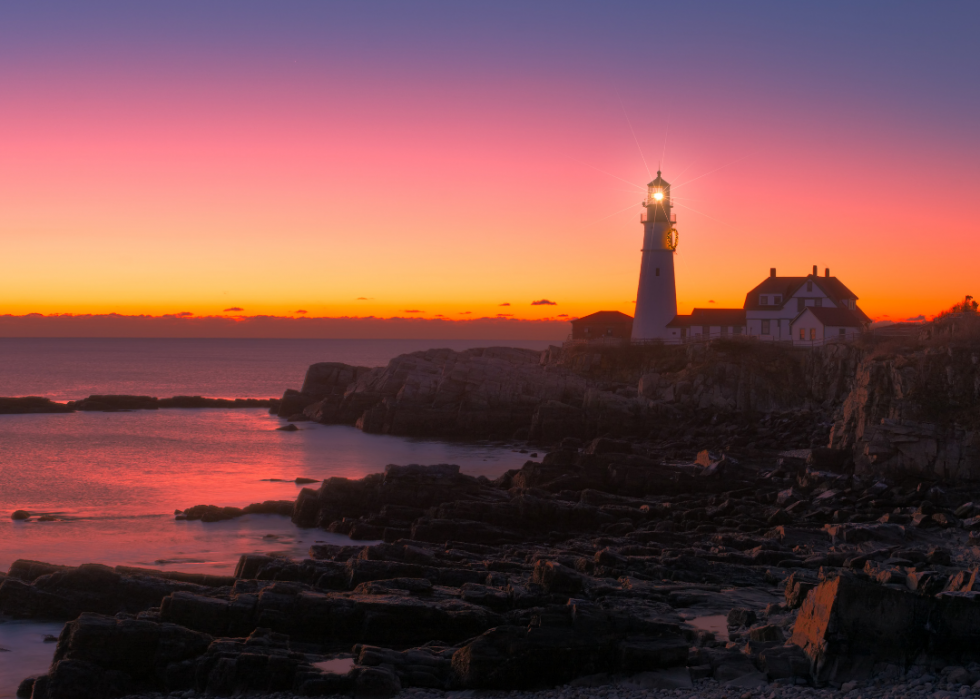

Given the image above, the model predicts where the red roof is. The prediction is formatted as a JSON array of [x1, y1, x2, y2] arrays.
[[795, 307, 867, 328], [667, 308, 746, 327], [571, 311, 633, 324]]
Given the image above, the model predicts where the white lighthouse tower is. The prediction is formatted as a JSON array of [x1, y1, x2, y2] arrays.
[[631, 171, 679, 340]]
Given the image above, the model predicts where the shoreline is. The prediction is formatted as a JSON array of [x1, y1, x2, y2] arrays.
[[6, 441, 980, 697]]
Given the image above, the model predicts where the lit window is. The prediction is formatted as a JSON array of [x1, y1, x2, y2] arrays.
[[799, 328, 805, 340], [810, 328, 816, 340]]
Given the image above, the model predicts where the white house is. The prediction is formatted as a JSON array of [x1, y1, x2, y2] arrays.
[[665, 265, 870, 344], [743, 265, 870, 341]]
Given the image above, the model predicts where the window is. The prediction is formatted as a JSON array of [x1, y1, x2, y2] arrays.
[[799, 328, 805, 340], [814, 298, 822, 307], [839, 328, 846, 337], [774, 295, 782, 304], [702, 326, 709, 337], [733, 326, 742, 335], [655, 268, 660, 277], [680, 328, 687, 339], [760, 295, 769, 305], [810, 328, 817, 340], [761, 319, 771, 335], [721, 326, 729, 336], [798, 298, 805, 312], [807, 281, 813, 292]]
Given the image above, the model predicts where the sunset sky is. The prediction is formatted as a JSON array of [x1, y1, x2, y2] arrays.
[[1, 2, 978, 334]]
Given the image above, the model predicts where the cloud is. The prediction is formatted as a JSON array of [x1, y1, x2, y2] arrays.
[[557, 314, 568, 317], [499, 302, 511, 307], [708, 300, 716, 304], [356, 297, 373, 301], [531, 299, 557, 306], [175, 311, 194, 317], [906, 314, 926, 321], [459, 311, 471, 315], [404, 309, 424, 313], [497, 313, 513, 317], [223, 307, 244, 312], [295, 310, 307, 314]]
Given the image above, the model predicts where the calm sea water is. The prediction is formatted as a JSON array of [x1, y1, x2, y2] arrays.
[[0, 337, 555, 401], [0, 338, 549, 694]]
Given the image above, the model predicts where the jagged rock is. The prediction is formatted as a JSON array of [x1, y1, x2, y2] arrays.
[[0, 562, 218, 619], [792, 573, 980, 681], [160, 584, 497, 646]]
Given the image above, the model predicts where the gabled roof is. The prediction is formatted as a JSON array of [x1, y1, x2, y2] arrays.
[[793, 307, 866, 328], [744, 274, 861, 312], [667, 308, 746, 327], [571, 311, 633, 324]]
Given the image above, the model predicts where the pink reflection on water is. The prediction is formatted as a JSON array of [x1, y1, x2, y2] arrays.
[[0, 409, 526, 572]]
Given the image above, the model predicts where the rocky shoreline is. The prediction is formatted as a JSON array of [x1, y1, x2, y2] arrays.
[[273, 319, 980, 480], [6, 436, 980, 698]]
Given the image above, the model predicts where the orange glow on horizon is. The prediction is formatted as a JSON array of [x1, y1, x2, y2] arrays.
[[1, 9, 977, 332]]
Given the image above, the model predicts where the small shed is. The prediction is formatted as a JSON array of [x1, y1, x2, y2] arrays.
[[570, 311, 634, 340]]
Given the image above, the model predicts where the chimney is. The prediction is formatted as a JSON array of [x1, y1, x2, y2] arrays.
[[770, 268, 776, 278], [825, 268, 830, 277], [812, 265, 818, 276]]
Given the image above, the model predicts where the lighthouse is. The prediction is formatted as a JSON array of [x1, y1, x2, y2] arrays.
[[631, 171, 678, 340]]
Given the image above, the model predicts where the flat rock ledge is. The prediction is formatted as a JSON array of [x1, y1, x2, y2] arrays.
[[8, 438, 980, 698]]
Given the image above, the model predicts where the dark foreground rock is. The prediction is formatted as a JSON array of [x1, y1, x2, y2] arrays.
[[177, 500, 295, 522], [18, 438, 980, 696], [0, 561, 233, 619]]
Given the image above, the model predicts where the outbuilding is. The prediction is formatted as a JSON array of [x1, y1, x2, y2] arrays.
[[666, 308, 747, 341], [570, 311, 634, 340], [791, 307, 865, 345]]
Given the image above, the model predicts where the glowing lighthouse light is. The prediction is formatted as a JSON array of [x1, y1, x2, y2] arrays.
[[653, 191, 664, 201]]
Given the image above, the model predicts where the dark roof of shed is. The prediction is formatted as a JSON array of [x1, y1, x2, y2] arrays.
[[571, 311, 634, 324], [667, 308, 746, 327]]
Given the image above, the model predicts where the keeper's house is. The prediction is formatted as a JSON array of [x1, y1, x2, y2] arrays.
[[667, 265, 870, 345]]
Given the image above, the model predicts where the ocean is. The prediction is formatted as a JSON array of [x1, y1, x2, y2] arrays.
[[0, 337, 553, 696]]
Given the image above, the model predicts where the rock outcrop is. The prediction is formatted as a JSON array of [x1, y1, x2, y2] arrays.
[[22, 441, 980, 696], [0, 397, 72, 414], [299, 347, 589, 438]]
